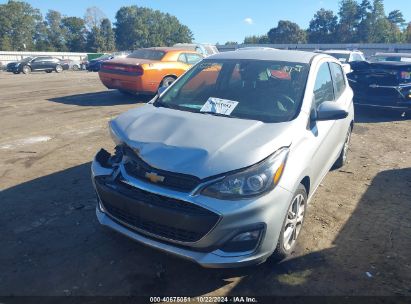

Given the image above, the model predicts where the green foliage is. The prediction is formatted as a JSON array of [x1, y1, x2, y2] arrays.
[[406, 23, 411, 43], [62, 17, 87, 52], [86, 26, 105, 53], [0, 0, 42, 51], [224, 41, 238, 45], [308, 9, 338, 43], [115, 6, 193, 50], [268, 21, 307, 44], [336, 0, 361, 42], [387, 10, 405, 27], [100, 18, 115, 51], [243, 35, 269, 44], [45, 10, 67, 51]]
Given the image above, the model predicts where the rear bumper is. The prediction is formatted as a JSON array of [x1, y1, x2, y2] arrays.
[[91, 150, 293, 268], [98, 71, 158, 94]]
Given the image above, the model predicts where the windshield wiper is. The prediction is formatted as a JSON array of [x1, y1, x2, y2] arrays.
[[200, 111, 234, 118]]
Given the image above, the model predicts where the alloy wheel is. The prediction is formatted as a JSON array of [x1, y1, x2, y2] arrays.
[[283, 193, 305, 251], [342, 128, 352, 164]]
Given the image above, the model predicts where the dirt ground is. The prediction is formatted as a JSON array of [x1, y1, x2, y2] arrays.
[[0, 71, 410, 297]]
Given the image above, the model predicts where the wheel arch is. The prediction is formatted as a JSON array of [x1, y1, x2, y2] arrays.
[[300, 176, 311, 196]]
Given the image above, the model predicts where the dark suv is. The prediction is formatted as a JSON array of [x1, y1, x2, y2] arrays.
[[7, 57, 69, 74]]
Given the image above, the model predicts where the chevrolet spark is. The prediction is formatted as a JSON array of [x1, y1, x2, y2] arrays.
[[92, 49, 354, 268]]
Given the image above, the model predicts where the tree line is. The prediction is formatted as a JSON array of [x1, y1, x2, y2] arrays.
[[240, 0, 411, 45], [0, 0, 193, 52]]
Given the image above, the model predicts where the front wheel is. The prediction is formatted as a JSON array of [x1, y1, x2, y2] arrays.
[[55, 64, 63, 73], [271, 184, 307, 261], [333, 126, 352, 169], [72, 65, 79, 71]]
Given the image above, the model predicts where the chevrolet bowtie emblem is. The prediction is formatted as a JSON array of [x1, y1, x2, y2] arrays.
[[145, 172, 165, 183]]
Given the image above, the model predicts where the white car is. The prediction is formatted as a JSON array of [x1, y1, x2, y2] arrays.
[[321, 50, 366, 63], [321, 50, 366, 73], [92, 49, 354, 268], [173, 43, 219, 57]]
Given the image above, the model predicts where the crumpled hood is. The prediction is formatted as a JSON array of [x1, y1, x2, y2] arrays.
[[111, 104, 294, 179]]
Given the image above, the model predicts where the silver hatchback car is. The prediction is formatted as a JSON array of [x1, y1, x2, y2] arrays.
[[92, 49, 354, 268]]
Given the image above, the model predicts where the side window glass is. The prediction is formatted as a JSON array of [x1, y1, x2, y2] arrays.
[[178, 54, 187, 63], [313, 63, 334, 106], [352, 54, 362, 62], [185, 53, 202, 65], [330, 63, 346, 100]]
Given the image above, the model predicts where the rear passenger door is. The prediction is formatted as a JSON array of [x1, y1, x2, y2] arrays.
[[30, 57, 46, 71], [329, 62, 352, 153]]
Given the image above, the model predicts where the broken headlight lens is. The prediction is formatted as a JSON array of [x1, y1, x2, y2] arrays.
[[202, 148, 289, 199]]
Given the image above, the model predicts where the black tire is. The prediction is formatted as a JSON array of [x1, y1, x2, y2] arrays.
[[271, 184, 307, 262], [13, 71, 20, 74], [333, 126, 352, 169], [160, 76, 176, 88], [22, 65, 31, 74], [72, 65, 79, 71], [45, 70, 52, 73], [55, 64, 63, 73]]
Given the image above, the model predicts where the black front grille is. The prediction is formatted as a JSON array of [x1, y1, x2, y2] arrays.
[[102, 200, 203, 242], [95, 176, 220, 243], [122, 146, 201, 192]]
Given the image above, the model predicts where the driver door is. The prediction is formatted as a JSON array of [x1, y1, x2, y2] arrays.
[[307, 61, 340, 190]]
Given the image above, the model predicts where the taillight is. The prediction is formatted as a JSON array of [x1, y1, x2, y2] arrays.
[[399, 71, 411, 82], [101, 64, 144, 76]]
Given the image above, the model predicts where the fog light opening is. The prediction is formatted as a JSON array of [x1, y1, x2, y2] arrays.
[[220, 229, 262, 253]]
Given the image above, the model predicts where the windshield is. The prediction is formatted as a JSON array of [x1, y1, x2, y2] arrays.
[[155, 60, 309, 123], [127, 50, 166, 60], [327, 53, 350, 62]]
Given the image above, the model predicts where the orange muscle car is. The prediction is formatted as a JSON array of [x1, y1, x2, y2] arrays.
[[98, 47, 203, 95]]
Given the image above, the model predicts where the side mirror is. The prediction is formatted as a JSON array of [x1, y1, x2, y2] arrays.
[[157, 86, 167, 96], [314, 101, 349, 121], [342, 63, 352, 74]]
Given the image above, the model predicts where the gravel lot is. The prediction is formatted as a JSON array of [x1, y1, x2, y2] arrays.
[[0, 71, 410, 296]]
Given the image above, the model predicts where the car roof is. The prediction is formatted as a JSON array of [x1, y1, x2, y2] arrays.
[[145, 47, 198, 53], [322, 50, 361, 54], [206, 49, 319, 64]]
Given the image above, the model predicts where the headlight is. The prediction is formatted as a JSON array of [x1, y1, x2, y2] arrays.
[[109, 121, 124, 145], [202, 147, 289, 199]]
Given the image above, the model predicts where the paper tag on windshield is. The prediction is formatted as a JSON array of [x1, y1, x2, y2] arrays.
[[200, 97, 239, 115]]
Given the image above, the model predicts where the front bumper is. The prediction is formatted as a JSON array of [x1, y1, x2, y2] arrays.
[[91, 150, 293, 268]]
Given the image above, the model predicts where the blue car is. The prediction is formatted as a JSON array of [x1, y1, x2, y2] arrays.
[[86, 52, 129, 72]]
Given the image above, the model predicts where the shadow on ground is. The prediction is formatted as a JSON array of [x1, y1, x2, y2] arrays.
[[354, 106, 410, 123], [1, 163, 410, 296], [48, 90, 153, 107]]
